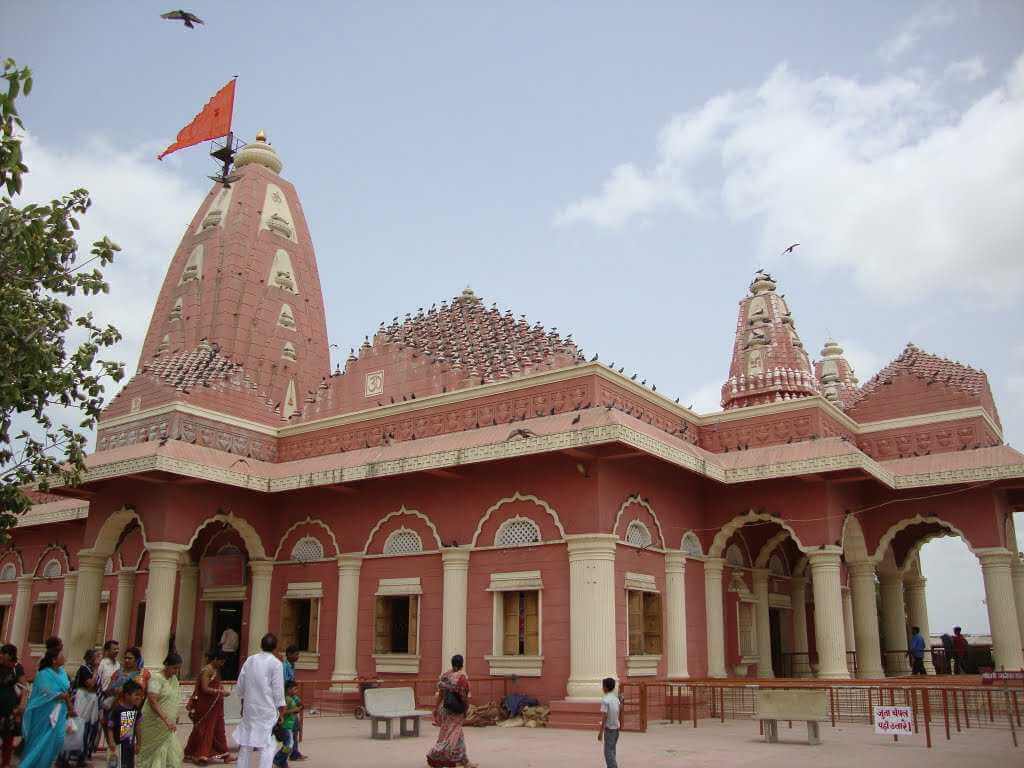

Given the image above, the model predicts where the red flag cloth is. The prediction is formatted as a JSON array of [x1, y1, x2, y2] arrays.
[[158, 79, 236, 160]]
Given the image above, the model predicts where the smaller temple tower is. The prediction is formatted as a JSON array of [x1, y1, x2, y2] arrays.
[[815, 339, 859, 408], [721, 271, 819, 409]]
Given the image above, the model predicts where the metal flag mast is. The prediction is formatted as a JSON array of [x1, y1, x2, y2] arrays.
[[209, 131, 243, 187], [157, 76, 242, 187]]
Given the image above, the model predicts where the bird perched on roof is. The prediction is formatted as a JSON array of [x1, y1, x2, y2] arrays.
[[161, 9, 204, 28], [506, 427, 538, 441]]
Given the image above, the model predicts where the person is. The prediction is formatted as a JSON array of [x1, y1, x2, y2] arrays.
[[952, 626, 970, 674], [940, 633, 954, 674], [136, 653, 183, 768], [272, 682, 301, 768], [71, 649, 101, 766], [106, 680, 144, 768], [45, 637, 64, 657], [426, 654, 475, 768], [598, 677, 620, 768], [0, 644, 26, 768], [234, 634, 285, 768], [184, 651, 232, 765], [98, 641, 122, 698], [20, 649, 72, 768], [110, 648, 149, 700], [280, 648, 304, 761], [909, 626, 927, 675], [219, 627, 239, 682]]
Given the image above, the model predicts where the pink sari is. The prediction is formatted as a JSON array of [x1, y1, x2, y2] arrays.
[[426, 671, 470, 768]]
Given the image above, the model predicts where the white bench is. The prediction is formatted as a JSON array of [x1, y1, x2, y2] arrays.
[[753, 689, 828, 745], [364, 687, 432, 740]]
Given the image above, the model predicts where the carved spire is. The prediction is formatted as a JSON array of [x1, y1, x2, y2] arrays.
[[720, 271, 819, 409], [815, 339, 859, 408]]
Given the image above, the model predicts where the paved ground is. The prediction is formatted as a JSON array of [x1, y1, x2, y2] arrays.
[[223, 715, 1019, 767]]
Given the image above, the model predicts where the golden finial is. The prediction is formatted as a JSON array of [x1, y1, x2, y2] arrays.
[[255, 129, 267, 142]]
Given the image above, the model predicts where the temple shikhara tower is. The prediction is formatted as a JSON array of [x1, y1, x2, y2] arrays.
[[5, 135, 1023, 725]]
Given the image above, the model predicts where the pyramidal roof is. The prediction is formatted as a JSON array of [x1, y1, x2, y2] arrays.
[[846, 343, 990, 409]]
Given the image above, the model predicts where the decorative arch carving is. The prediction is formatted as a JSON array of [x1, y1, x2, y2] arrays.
[[382, 528, 425, 556], [708, 510, 807, 559], [363, 507, 442, 554], [88, 507, 148, 558], [871, 514, 974, 564], [612, 496, 666, 549], [32, 545, 71, 577], [0, 563, 16, 582], [0, 549, 23, 578], [200, 526, 248, 560], [680, 531, 703, 557], [494, 517, 542, 548], [290, 537, 325, 562], [841, 515, 871, 563], [625, 520, 653, 548], [186, 512, 267, 560], [470, 492, 566, 548], [273, 517, 341, 560], [754, 530, 793, 569]]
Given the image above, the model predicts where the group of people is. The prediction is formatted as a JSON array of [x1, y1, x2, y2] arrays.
[[908, 625, 973, 674]]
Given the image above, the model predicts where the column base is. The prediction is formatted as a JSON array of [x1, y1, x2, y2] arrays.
[[566, 678, 606, 700], [816, 670, 851, 680], [548, 700, 603, 730]]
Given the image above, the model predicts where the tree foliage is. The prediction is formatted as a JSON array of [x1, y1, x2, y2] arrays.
[[0, 58, 124, 533]]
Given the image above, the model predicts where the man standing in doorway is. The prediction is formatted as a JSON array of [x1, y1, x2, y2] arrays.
[[909, 626, 927, 675], [234, 633, 285, 768], [220, 625, 240, 681]]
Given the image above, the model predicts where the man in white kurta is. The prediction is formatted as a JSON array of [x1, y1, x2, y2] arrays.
[[233, 634, 286, 768]]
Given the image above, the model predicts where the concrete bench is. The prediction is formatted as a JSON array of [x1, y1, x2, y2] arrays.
[[753, 689, 828, 745], [364, 687, 433, 740]]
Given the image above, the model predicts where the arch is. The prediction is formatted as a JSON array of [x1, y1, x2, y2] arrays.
[[0, 563, 17, 582], [754, 530, 793, 569], [708, 510, 807, 559], [725, 543, 748, 568], [871, 514, 975, 564], [31, 545, 70, 577], [494, 517, 542, 548], [470, 492, 566, 548], [273, 517, 341, 560], [135, 550, 150, 571], [841, 515, 871, 563], [382, 528, 424, 556], [624, 520, 653, 548], [364, 507, 442, 554], [612, 496, 666, 549], [290, 536, 325, 562], [88, 507, 148, 557], [185, 512, 267, 560], [680, 531, 703, 558], [40, 559, 63, 579]]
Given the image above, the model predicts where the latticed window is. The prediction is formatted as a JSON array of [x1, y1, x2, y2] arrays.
[[681, 532, 702, 558], [495, 518, 541, 547], [290, 536, 324, 562], [383, 529, 423, 555], [0, 564, 16, 582], [625, 521, 653, 548], [725, 543, 746, 568], [41, 560, 61, 579]]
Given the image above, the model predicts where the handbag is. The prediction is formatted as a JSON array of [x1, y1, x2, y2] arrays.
[[443, 688, 466, 715]]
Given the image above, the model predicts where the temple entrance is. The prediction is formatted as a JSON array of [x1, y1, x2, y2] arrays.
[[769, 608, 784, 675], [212, 601, 243, 680]]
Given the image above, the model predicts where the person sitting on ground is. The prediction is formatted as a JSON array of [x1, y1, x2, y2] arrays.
[[598, 678, 620, 768], [272, 682, 301, 768], [106, 680, 144, 768]]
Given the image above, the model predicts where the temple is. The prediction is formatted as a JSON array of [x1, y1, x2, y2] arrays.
[[4, 133, 1023, 722]]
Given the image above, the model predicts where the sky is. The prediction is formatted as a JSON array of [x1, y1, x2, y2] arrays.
[[3, 1, 1023, 635]]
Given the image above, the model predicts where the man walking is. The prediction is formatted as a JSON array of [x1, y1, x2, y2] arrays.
[[234, 634, 285, 768], [282, 646, 305, 760], [597, 678, 620, 768], [952, 627, 970, 674], [909, 626, 927, 675]]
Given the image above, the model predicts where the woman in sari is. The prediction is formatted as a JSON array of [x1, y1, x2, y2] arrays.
[[137, 653, 183, 768], [426, 655, 477, 768], [184, 651, 232, 765], [20, 650, 72, 768], [108, 648, 148, 700]]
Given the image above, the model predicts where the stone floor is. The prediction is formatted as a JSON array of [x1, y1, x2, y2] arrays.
[[230, 715, 1019, 767]]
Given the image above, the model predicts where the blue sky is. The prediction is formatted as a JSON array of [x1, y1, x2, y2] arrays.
[[3, 1, 1023, 635]]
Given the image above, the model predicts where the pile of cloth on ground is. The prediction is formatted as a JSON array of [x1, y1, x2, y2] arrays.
[[461, 693, 549, 728]]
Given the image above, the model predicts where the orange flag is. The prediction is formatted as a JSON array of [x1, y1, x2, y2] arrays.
[[158, 79, 236, 160]]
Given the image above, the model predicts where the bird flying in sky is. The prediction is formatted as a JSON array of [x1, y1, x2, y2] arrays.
[[782, 243, 800, 254], [161, 10, 204, 28]]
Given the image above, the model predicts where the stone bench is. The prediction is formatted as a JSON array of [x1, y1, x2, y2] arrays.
[[364, 687, 433, 740], [753, 689, 828, 745]]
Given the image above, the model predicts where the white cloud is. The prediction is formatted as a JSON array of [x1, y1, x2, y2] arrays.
[[945, 56, 988, 83], [683, 380, 723, 414], [830, 339, 884, 384], [557, 54, 1024, 304], [878, 2, 956, 63]]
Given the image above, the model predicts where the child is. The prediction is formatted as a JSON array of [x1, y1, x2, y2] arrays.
[[106, 680, 144, 768], [273, 681, 302, 767], [597, 677, 620, 768]]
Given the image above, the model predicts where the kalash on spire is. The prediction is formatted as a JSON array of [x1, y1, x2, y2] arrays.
[[720, 270, 820, 409]]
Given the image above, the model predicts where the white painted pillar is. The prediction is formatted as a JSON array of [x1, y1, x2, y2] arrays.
[[903, 572, 935, 673], [141, 544, 182, 670], [704, 558, 727, 678], [879, 573, 910, 675], [808, 549, 850, 679], [247, 559, 274, 657], [566, 534, 618, 699], [331, 555, 362, 688], [753, 569, 774, 677], [57, 572, 79, 646], [67, 553, 106, 665], [9, 575, 34, 657], [1012, 556, 1024, 661], [842, 588, 856, 654], [848, 561, 885, 678], [978, 548, 1024, 670], [174, 561, 199, 677], [790, 575, 809, 677], [112, 568, 137, 646], [441, 548, 471, 672], [664, 553, 689, 679]]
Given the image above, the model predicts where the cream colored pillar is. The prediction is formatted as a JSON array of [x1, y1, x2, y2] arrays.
[[753, 569, 773, 677], [141, 544, 182, 670], [808, 549, 850, 679], [441, 548, 471, 673], [903, 571, 935, 673], [978, 549, 1024, 670], [9, 575, 34, 656], [664, 553, 689, 679], [704, 558, 727, 678], [57, 572, 78, 645], [566, 534, 618, 699], [848, 561, 884, 678], [790, 575, 809, 677], [67, 552, 106, 664], [879, 573, 909, 675], [174, 561, 199, 677], [842, 588, 856, 653], [111, 568, 137, 646], [247, 559, 274, 657], [1012, 556, 1024, 660], [331, 555, 362, 688]]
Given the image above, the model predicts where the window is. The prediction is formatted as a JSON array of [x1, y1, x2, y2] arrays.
[[281, 598, 319, 652], [383, 529, 423, 555], [625, 521, 652, 548], [0, 564, 15, 582], [374, 595, 418, 655], [495, 518, 541, 547], [627, 591, 662, 656], [28, 604, 56, 645], [502, 591, 539, 656], [725, 543, 746, 568], [41, 559, 61, 579], [290, 537, 324, 562], [94, 602, 109, 647], [681, 532, 703, 558]]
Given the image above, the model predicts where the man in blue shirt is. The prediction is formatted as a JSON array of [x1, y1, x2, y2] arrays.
[[909, 626, 927, 675]]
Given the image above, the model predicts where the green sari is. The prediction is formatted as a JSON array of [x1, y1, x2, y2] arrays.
[[137, 671, 183, 768]]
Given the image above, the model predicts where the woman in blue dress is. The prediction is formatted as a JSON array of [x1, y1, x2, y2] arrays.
[[20, 649, 72, 768]]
